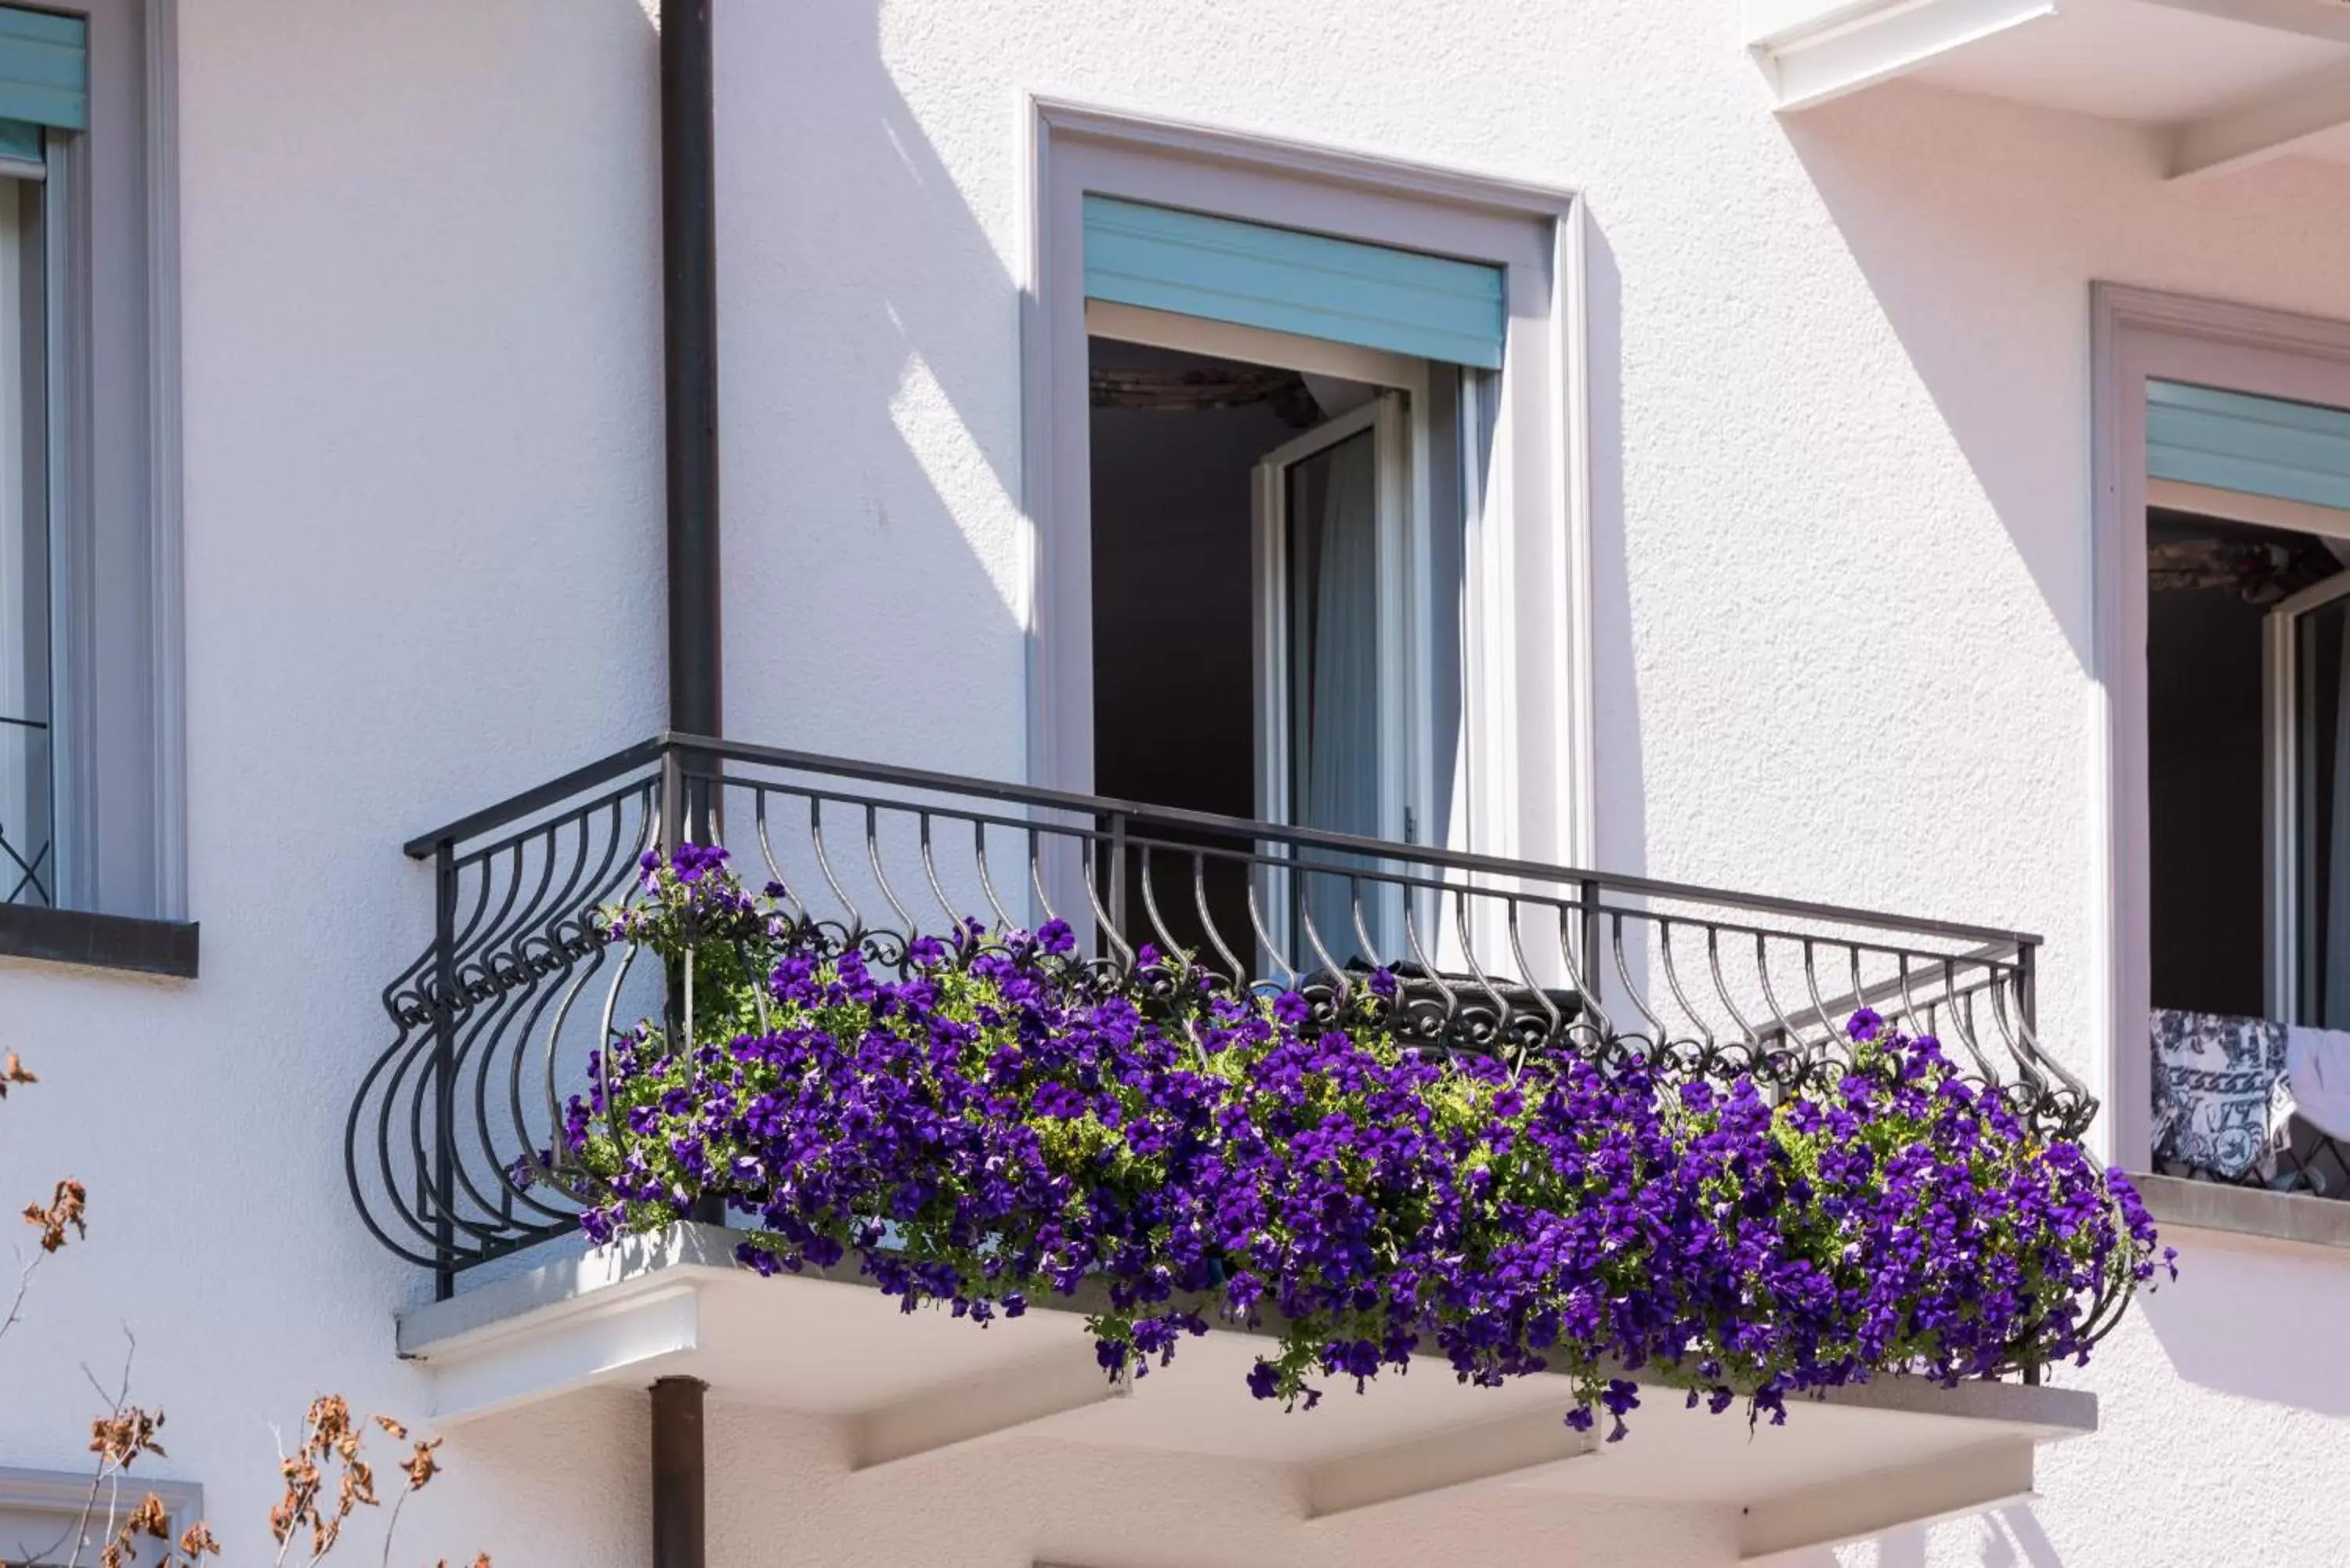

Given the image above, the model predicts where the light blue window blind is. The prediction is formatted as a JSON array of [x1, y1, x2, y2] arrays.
[[2148, 380, 2350, 512], [0, 6, 85, 172], [1082, 196, 1506, 370]]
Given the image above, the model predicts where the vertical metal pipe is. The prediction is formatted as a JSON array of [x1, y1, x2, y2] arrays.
[[650, 1376, 708, 1568], [1578, 876, 1603, 1022], [432, 839, 457, 1301], [661, 0, 721, 746], [656, 0, 723, 1186], [1107, 808, 1129, 952]]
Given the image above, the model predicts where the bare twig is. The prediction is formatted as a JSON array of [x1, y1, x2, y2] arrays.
[[54, 1330, 149, 1568], [0, 1052, 70, 1358], [3, 1054, 468, 1568], [0, 1244, 39, 1353]]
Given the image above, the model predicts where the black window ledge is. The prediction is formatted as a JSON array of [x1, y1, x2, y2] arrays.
[[0, 905, 198, 979]]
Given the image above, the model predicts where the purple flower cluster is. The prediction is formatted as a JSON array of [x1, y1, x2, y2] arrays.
[[566, 852, 2171, 1436], [598, 844, 765, 956]]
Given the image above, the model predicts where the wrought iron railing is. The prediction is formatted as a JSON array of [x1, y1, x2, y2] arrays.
[[349, 733, 2094, 1294], [0, 710, 50, 905]]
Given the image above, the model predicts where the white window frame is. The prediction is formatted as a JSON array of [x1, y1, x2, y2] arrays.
[[1021, 100, 1593, 873], [1251, 390, 1413, 844], [0, 1465, 204, 1566], [2264, 568, 2350, 1028], [15, 0, 183, 923], [2092, 284, 2350, 1170]]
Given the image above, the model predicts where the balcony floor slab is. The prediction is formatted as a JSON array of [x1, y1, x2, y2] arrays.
[[396, 1223, 2096, 1555]]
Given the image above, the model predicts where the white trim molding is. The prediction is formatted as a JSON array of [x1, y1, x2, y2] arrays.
[[40, 0, 184, 920], [140, 0, 186, 921], [0, 1465, 205, 1566], [1020, 99, 1596, 871], [2090, 284, 2350, 1176], [1741, 0, 2057, 112]]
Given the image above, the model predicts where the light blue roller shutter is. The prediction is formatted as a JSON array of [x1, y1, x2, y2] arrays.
[[2149, 380, 2350, 511], [1082, 195, 1506, 370]]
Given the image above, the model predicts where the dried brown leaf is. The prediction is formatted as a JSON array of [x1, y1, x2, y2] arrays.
[[24, 1178, 87, 1252], [403, 1436, 443, 1491]]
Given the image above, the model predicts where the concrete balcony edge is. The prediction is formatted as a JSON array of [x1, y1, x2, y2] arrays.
[[395, 1221, 2100, 1435], [391, 1223, 2099, 1560]]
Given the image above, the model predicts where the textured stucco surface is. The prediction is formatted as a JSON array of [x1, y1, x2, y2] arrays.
[[2, 0, 2347, 1562]]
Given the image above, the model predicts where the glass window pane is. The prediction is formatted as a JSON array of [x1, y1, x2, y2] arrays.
[[1284, 426, 1380, 964], [0, 171, 47, 905]]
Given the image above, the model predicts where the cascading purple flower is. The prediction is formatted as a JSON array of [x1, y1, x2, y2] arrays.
[[565, 851, 2171, 1437]]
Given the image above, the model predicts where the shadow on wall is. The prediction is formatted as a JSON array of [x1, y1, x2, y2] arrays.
[[704, 0, 1650, 890], [1582, 219, 1646, 882], [2135, 1234, 2350, 1417], [1780, 87, 2350, 1422], [710, 0, 1029, 771], [1767, 87, 2117, 681], [1772, 1505, 2065, 1567]]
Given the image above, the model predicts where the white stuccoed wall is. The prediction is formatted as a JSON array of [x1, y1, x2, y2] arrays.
[[0, 0, 2345, 1562]]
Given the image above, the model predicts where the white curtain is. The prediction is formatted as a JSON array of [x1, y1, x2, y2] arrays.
[[1292, 431, 1381, 965]]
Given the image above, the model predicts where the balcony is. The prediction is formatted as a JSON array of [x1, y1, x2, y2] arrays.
[[350, 734, 2107, 1559], [1744, 0, 2350, 179]]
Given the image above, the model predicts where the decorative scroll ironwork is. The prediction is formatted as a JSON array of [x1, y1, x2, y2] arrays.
[[349, 734, 2094, 1293]]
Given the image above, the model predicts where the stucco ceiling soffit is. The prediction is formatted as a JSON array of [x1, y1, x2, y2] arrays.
[[1747, 0, 2350, 178]]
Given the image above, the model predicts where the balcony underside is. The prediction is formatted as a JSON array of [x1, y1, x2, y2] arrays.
[[397, 1224, 2096, 1563], [1746, 0, 2350, 178]]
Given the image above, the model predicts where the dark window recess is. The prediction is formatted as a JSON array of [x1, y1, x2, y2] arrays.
[[2145, 509, 2320, 1018], [1087, 338, 1291, 964]]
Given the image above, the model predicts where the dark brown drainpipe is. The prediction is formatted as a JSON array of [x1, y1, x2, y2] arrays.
[[663, 0, 721, 752], [654, 2, 717, 1567], [652, 1375, 710, 1568]]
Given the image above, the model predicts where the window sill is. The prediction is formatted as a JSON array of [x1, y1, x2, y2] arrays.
[[0, 904, 198, 979], [2131, 1170, 2350, 1253]]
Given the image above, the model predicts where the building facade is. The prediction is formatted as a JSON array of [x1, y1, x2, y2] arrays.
[[4, 0, 2348, 1562]]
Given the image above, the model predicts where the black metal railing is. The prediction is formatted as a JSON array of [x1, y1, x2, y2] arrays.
[[0, 710, 50, 906], [2162, 1123, 2350, 1198], [349, 734, 2095, 1293]]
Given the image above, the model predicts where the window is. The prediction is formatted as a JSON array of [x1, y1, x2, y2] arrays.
[[2097, 287, 2350, 1207], [1026, 104, 1589, 886], [0, 106, 45, 908], [0, 0, 184, 934], [0, 1466, 204, 1566], [2138, 381, 2350, 1197]]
